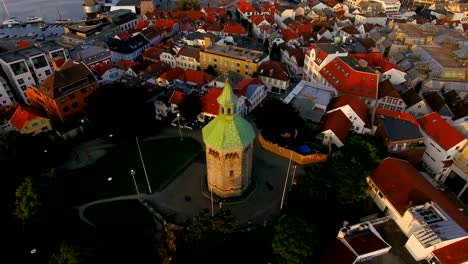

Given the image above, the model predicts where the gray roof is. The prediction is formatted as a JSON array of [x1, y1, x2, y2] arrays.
[[400, 88, 423, 107], [0, 46, 45, 63], [116, 0, 140, 6], [213, 70, 244, 87], [70, 45, 110, 64], [379, 115, 423, 141], [183, 31, 206, 41]]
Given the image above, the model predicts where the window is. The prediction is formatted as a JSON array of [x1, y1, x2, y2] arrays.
[[18, 78, 25, 85], [230, 170, 234, 178], [45, 69, 51, 75], [31, 55, 48, 69], [446, 155, 451, 159], [10, 61, 28, 75]]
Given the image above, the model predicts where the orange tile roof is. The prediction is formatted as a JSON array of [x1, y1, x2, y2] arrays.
[[375, 108, 419, 127], [235, 78, 264, 96], [322, 110, 352, 143], [116, 31, 132, 41], [369, 157, 468, 231], [9, 106, 43, 131], [320, 57, 378, 99], [201, 88, 222, 115], [417, 112, 466, 150], [281, 28, 300, 42], [432, 238, 468, 264], [237, 0, 257, 14], [202, 7, 226, 17], [135, 20, 150, 31], [329, 95, 370, 127], [154, 19, 175, 32], [17, 39, 32, 48]]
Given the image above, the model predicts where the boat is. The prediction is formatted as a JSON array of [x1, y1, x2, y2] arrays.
[[26, 16, 43, 23], [55, 18, 72, 24], [2, 17, 21, 26], [55, 8, 72, 24], [39, 21, 48, 30]]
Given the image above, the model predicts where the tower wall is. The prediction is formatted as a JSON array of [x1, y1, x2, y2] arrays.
[[206, 144, 253, 198]]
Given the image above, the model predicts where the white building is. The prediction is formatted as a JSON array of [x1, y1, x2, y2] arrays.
[[175, 47, 200, 70], [400, 88, 432, 119], [0, 77, 14, 106], [326, 95, 372, 135], [368, 157, 468, 262], [417, 112, 467, 181], [303, 43, 348, 83]]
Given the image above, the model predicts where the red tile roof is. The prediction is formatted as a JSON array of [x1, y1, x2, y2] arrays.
[[235, 78, 264, 96], [92, 62, 113, 75], [320, 57, 378, 99], [281, 28, 300, 42], [375, 108, 419, 127], [117, 60, 138, 70], [202, 7, 226, 17], [237, 0, 257, 14], [223, 24, 248, 35], [116, 31, 132, 41], [143, 46, 163, 60], [369, 157, 468, 231], [184, 69, 215, 86], [201, 88, 222, 115], [417, 112, 466, 150], [154, 19, 175, 32], [432, 238, 468, 264], [322, 110, 351, 143], [135, 20, 150, 31], [169, 90, 186, 105], [250, 15, 267, 26], [346, 231, 388, 255], [258, 60, 290, 81], [158, 67, 185, 82], [329, 95, 370, 127]]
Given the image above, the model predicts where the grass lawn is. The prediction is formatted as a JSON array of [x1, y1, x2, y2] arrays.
[[60, 137, 202, 206]]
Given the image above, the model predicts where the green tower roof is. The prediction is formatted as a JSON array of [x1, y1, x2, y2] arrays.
[[202, 81, 255, 150]]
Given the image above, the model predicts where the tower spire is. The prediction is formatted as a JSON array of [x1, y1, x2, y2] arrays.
[[217, 80, 238, 118]]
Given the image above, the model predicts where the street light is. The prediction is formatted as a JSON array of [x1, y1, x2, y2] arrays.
[[130, 169, 140, 197], [176, 113, 183, 141], [289, 164, 297, 191], [135, 137, 152, 194], [280, 151, 293, 210]]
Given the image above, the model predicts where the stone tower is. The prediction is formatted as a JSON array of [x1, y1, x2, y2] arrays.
[[140, 0, 155, 17], [202, 81, 255, 198]]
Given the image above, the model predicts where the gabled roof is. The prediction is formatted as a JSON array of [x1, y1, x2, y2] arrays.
[[258, 60, 290, 81], [378, 79, 401, 100], [235, 78, 264, 96], [117, 60, 138, 69], [281, 28, 300, 42], [250, 15, 268, 26], [329, 95, 370, 127], [92, 62, 113, 75], [423, 91, 454, 118], [237, 0, 257, 14], [107, 33, 149, 54], [184, 69, 215, 86], [280, 44, 305, 67], [168, 90, 186, 105], [158, 67, 185, 82], [40, 60, 96, 99], [9, 106, 45, 131], [369, 157, 468, 231], [201, 88, 223, 115], [322, 110, 352, 143], [375, 108, 423, 142], [143, 46, 163, 60], [400, 88, 424, 108], [176, 47, 200, 60], [417, 112, 465, 150], [432, 238, 468, 264], [201, 7, 227, 17], [442, 90, 468, 120], [341, 25, 360, 35], [223, 24, 248, 35], [140, 25, 160, 41]]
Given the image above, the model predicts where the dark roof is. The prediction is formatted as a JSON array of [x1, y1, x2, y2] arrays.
[[423, 91, 454, 118], [377, 112, 423, 141], [345, 229, 388, 255], [318, 240, 356, 264], [322, 110, 351, 143], [258, 60, 290, 81], [107, 34, 149, 54], [400, 88, 423, 108], [378, 79, 401, 99], [442, 90, 468, 120], [116, 0, 140, 6]]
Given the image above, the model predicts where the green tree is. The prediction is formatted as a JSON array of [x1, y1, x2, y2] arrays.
[[49, 241, 81, 264], [14, 177, 41, 227], [178, 93, 202, 122], [181, 209, 238, 260], [272, 215, 317, 264], [176, 0, 201, 10], [269, 42, 281, 62], [330, 135, 382, 204]]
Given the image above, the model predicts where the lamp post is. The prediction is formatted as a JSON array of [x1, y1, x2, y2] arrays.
[[130, 169, 140, 197], [176, 113, 183, 141], [290, 164, 297, 191], [135, 136, 152, 193], [280, 151, 293, 210]]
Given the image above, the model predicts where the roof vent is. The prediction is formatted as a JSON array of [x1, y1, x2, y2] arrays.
[[432, 119, 437, 123]]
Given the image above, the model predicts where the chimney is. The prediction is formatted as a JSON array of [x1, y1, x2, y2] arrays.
[[358, 59, 368, 68]]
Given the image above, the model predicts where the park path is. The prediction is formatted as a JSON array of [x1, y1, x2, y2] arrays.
[[74, 194, 140, 226]]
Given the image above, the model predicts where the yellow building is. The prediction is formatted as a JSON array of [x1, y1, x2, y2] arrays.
[[199, 36, 267, 77], [9, 106, 53, 136]]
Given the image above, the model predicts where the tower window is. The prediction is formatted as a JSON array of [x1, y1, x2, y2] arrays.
[[227, 108, 231, 114], [230, 170, 234, 178]]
